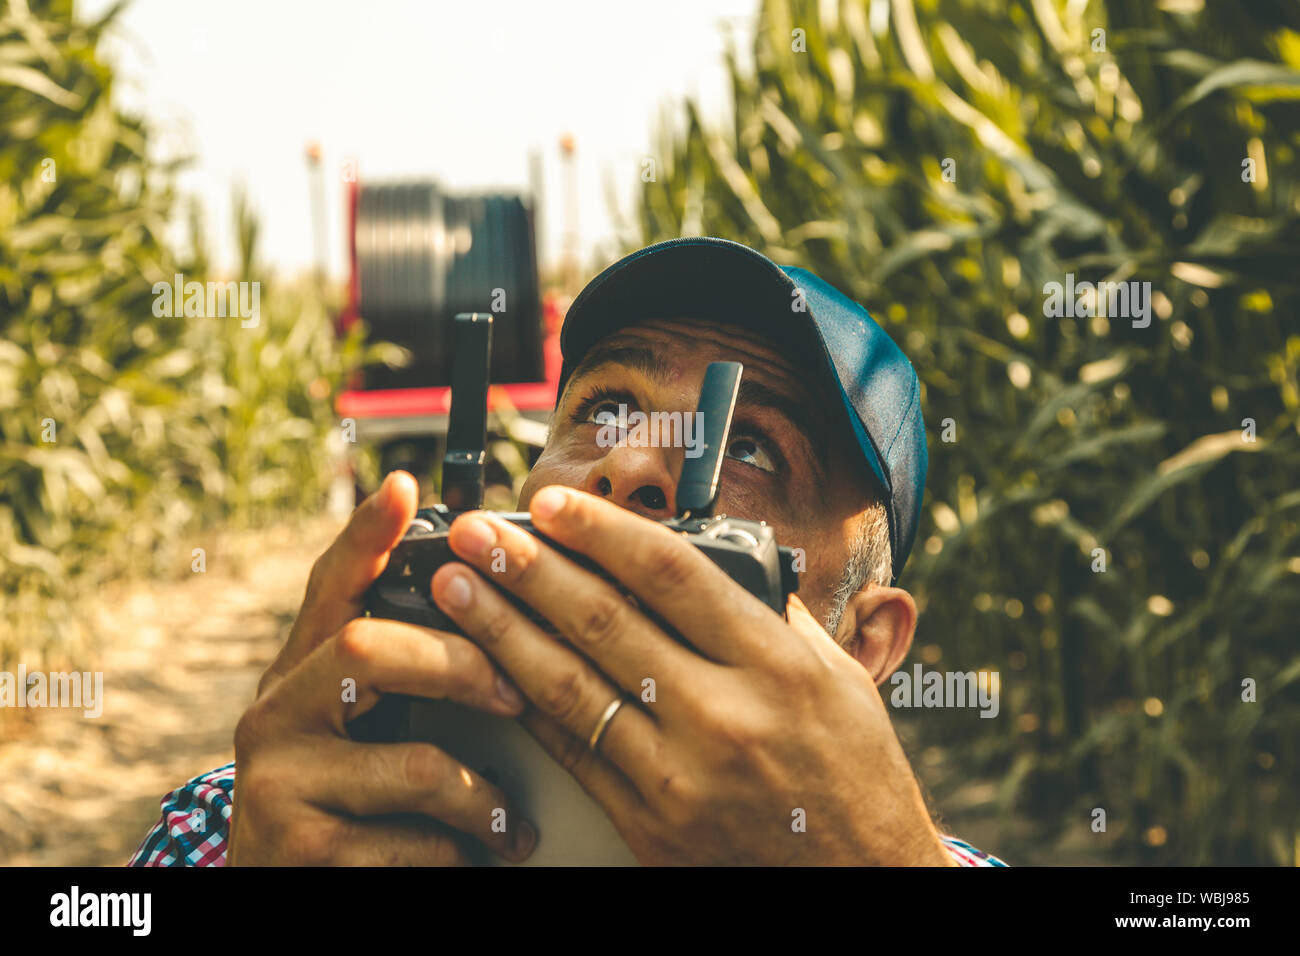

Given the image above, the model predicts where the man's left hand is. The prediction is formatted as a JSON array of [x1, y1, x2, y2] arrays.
[[429, 485, 954, 866]]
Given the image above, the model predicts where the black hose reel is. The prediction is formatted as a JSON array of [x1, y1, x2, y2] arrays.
[[354, 181, 543, 389]]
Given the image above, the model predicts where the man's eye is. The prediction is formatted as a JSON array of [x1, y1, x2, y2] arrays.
[[586, 400, 623, 427], [725, 436, 777, 474]]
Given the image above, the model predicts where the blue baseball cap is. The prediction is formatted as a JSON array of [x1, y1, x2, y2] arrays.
[[556, 236, 927, 585]]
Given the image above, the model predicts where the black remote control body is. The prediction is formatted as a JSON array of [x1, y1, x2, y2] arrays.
[[348, 507, 800, 743]]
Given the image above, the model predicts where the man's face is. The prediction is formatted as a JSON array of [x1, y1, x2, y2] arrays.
[[518, 317, 879, 629]]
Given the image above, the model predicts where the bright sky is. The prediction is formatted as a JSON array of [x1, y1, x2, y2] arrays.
[[84, 0, 758, 279]]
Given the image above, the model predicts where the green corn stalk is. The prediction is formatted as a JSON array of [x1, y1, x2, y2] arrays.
[[0, 1, 390, 666], [636, 0, 1300, 864]]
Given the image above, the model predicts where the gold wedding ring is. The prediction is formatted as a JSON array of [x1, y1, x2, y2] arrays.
[[587, 696, 626, 753]]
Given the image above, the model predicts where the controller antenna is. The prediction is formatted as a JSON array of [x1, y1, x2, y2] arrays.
[[676, 361, 742, 520], [442, 313, 493, 511]]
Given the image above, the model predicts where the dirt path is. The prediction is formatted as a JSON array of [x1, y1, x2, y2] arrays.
[[0, 517, 342, 866]]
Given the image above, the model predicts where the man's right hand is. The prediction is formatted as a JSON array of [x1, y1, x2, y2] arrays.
[[227, 471, 538, 865]]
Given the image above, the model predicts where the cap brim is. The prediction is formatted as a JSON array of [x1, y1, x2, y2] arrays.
[[559, 238, 812, 385]]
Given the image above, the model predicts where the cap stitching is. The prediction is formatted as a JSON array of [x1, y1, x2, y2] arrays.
[[883, 372, 919, 461]]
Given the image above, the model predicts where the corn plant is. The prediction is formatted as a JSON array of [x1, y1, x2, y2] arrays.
[[636, 0, 1300, 864], [0, 0, 385, 663]]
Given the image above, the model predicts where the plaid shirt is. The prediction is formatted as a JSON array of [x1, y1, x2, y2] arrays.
[[129, 761, 1007, 867]]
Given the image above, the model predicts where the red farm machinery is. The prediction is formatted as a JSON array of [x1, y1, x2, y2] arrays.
[[334, 178, 564, 504]]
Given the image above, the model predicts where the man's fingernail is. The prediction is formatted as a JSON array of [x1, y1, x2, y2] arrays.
[[439, 572, 473, 610], [455, 515, 496, 560], [531, 487, 566, 520], [513, 820, 537, 856], [496, 674, 524, 709]]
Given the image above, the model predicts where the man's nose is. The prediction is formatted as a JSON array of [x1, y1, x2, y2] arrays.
[[583, 445, 678, 519]]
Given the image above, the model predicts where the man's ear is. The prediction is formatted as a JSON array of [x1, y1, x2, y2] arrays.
[[832, 585, 918, 686]]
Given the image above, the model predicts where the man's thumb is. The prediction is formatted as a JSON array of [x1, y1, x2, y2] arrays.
[[263, 471, 419, 694]]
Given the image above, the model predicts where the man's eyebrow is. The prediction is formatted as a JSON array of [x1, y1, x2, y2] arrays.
[[736, 379, 830, 477], [562, 344, 675, 399]]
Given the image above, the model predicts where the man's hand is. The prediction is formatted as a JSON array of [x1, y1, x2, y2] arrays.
[[427, 485, 955, 866], [227, 472, 538, 866]]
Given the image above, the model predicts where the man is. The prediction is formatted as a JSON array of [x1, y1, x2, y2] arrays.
[[130, 237, 1004, 866]]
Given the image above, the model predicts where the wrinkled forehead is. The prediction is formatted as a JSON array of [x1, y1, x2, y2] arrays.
[[562, 316, 825, 400]]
